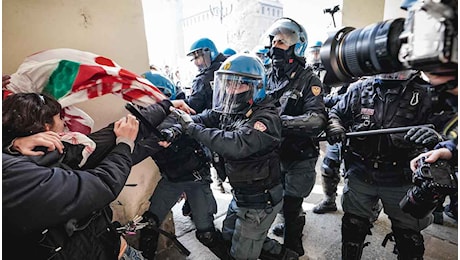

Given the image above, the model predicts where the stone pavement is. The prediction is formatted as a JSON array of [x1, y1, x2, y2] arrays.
[[169, 150, 458, 260]]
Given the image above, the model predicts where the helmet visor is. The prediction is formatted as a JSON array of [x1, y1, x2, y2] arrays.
[[212, 74, 262, 115], [264, 19, 300, 47]]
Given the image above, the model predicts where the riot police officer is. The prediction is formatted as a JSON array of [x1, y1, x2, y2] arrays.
[[186, 37, 227, 113], [132, 72, 224, 260], [263, 17, 328, 256], [186, 37, 228, 196], [326, 71, 434, 259], [173, 54, 298, 260]]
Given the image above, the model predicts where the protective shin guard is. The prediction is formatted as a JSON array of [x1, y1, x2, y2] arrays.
[[283, 196, 305, 256], [196, 229, 232, 260], [392, 227, 424, 260], [342, 213, 371, 260], [139, 212, 160, 260]]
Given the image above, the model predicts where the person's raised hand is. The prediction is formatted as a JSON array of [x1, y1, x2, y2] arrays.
[[12, 131, 64, 156], [404, 126, 443, 149], [114, 114, 139, 141], [326, 119, 346, 145], [409, 148, 453, 172], [170, 107, 194, 132], [171, 100, 196, 115]]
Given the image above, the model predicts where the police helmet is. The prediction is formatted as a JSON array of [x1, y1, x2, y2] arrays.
[[253, 45, 271, 66], [264, 17, 308, 58], [307, 41, 323, 65], [222, 48, 237, 58], [187, 38, 219, 61], [142, 71, 177, 100], [213, 54, 266, 115]]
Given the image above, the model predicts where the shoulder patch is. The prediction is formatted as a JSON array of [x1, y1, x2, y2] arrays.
[[311, 86, 321, 96], [253, 121, 267, 132]]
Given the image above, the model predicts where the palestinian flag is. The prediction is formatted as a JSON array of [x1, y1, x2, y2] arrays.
[[4, 48, 166, 134]]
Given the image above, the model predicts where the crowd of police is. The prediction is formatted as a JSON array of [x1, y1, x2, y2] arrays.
[[2, 4, 457, 260]]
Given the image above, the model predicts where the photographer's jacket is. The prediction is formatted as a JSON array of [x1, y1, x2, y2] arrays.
[[329, 77, 433, 185], [267, 65, 327, 160], [132, 115, 211, 182], [187, 99, 282, 198]]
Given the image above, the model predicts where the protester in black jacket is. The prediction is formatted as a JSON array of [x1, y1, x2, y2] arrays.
[[3, 93, 193, 260], [3, 114, 138, 260]]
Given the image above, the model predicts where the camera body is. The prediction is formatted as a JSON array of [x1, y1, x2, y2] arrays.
[[399, 157, 457, 219], [320, 0, 457, 86]]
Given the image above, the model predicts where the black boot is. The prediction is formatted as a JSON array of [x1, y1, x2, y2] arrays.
[[314, 157, 341, 214], [283, 195, 305, 256], [139, 212, 160, 260], [196, 229, 232, 260], [342, 213, 371, 260], [392, 227, 424, 260], [259, 246, 299, 260]]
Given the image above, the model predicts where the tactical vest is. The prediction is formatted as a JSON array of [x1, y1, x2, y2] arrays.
[[221, 110, 281, 195], [344, 79, 430, 185], [271, 68, 320, 160], [276, 69, 314, 116]]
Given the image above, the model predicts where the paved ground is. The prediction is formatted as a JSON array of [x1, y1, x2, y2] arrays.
[[168, 146, 458, 260]]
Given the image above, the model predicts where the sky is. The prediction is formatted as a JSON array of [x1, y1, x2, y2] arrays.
[[141, 0, 342, 77]]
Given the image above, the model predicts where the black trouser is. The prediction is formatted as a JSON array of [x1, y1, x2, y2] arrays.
[[283, 195, 305, 256]]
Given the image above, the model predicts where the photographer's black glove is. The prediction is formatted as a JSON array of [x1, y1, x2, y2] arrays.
[[170, 108, 194, 133], [160, 126, 182, 143], [404, 126, 443, 149], [326, 119, 346, 145]]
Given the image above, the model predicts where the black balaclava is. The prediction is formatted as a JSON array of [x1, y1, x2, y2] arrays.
[[269, 45, 300, 79]]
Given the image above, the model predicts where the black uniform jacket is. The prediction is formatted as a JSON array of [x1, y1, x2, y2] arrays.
[[267, 65, 327, 160], [187, 98, 282, 192], [187, 53, 227, 113]]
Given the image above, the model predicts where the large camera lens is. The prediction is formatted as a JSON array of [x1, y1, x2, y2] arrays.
[[320, 18, 406, 85], [399, 185, 439, 219]]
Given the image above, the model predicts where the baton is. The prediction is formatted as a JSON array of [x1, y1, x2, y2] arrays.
[[317, 124, 435, 141], [125, 102, 166, 141]]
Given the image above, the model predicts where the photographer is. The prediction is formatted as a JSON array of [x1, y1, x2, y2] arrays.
[[406, 72, 458, 222], [326, 71, 435, 259]]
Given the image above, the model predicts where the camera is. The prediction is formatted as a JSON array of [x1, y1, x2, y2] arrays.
[[320, 0, 458, 86], [399, 157, 457, 219]]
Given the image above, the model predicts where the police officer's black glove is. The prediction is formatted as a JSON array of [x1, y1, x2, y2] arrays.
[[170, 108, 194, 133], [160, 126, 182, 143], [326, 119, 346, 145], [404, 126, 443, 149]]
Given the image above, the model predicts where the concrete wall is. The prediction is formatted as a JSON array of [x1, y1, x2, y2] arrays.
[[342, 0, 385, 28], [2, 0, 162, 227], [3, 0, 149, 75], [342, 0, 407, 28]]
